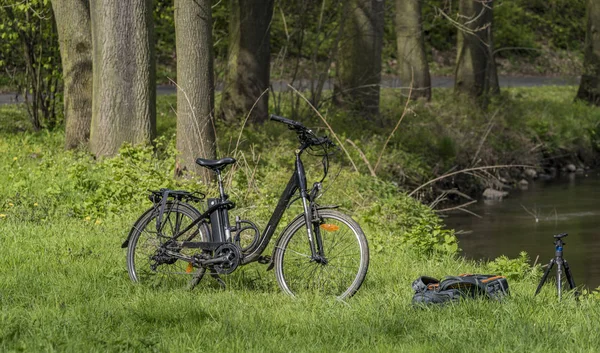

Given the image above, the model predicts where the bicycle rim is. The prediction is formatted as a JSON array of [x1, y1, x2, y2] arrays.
[[127, 203, 208, 288], [275, 210, 368, 299]]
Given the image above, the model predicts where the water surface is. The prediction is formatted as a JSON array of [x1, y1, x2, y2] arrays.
[[445, 172, 600, 289]]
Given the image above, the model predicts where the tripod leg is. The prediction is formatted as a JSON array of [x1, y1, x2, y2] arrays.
[[557, 261, 563, 301], [563, 260, 576, 290], [535, 259, 555, 296]]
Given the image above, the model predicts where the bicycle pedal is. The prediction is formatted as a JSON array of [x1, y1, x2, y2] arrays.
[[257, 255, 271, 265]]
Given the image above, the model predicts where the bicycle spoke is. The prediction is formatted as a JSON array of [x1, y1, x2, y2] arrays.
[[127, 203, 208, 288], [276, 212, 368, 299]]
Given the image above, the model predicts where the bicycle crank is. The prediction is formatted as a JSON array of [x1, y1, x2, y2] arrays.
[[211, 243, 242, 275]]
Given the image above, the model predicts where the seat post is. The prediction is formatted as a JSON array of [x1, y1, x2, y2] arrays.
[[216, 169, 227, 200]]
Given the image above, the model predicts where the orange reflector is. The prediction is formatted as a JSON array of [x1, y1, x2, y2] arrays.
[[186, 262, 194, 274], [320, 224, 339, 232]]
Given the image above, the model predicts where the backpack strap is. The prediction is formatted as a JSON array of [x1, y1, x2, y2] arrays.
[[439, 275, 490, 297], [441, 274, 508, 298], [411, 276, 439, 293]]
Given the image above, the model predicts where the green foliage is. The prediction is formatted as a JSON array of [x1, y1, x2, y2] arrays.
[[515, 0, 586, 51], [422, 0, 458, 52], [67, 137, 201, 218], [494, 0, 539, 56], [359, 188, 458, 255], [0, 0, 62, 129], [154, 0, 176, 81], [487, 251, 539, 280]]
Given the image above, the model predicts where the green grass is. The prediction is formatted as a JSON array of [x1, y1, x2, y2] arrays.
[[2, 87, 600, 352], [1, 213, 598, 352]]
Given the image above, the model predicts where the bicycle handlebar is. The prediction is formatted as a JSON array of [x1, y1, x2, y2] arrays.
[[269, 114, 306, 130], [270, 114, 334, 148]]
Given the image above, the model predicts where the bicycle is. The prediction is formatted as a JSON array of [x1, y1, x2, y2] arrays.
[[122, 114, 369, 299]]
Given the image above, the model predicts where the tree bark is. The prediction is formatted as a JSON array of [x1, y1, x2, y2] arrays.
[[334, 0, 385, 118], [52, 0, 93, 150], [395, 0, 431, 100], [89, 0, 156, 157], [175, 0, 216, 183], [219, 0, 274, 124], [576, 0, 600, 105], [454, 0, 499, 99]]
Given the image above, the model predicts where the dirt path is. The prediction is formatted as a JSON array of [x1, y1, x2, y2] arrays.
[[1, 76, 580, 106]]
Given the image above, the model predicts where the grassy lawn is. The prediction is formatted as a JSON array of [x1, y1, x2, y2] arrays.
[[1, 88, 600, 352]]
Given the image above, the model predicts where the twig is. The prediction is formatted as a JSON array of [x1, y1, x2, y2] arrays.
[[408, 164, 533, 197], [520, 204, 539, 223], [429, 191, 448, 209], [345, 139, 376, 177], [438, 188, 473, 201], [435, 200, 479, 214], [287, 84, 359, 173], [471, 108, 500, 166]]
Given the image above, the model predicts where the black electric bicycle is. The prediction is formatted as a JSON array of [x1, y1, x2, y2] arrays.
[[122, 115, 369, 299]]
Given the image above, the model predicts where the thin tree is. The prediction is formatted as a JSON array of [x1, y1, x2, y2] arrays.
[[51, 0, 93, 150], [89, 0, 156, 157], [219, 0, 274, 124], [395, 0, 431, 100], [576, 0, 600, 105], [454, 0, 499, 99], [174, 0, 216, 183], [334, 0, 385, 118]]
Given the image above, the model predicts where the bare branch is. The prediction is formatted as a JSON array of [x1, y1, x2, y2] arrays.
[[408, 164, 534, 197]]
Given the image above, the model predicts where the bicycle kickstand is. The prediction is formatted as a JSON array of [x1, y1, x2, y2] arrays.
[[210, 270, 227, 290]]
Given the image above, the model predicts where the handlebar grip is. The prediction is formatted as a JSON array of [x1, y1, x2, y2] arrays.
[[269, 114, 305, 129]]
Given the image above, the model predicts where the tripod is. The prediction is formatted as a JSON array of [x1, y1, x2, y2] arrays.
[[534, 233, 576, 300]]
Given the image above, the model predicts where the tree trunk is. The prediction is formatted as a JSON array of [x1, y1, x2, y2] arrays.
[[454, 0, 499, 99], [175, 0, 216, 183], [219, 0, 274, 124], [395, 0, 431, 101], [89, 0, 156, 157], [576, 0, 600, 105], [334, 0, 385, 118], [51, 0, 93, 150]]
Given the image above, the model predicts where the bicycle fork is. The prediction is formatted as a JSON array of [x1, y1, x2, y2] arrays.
[[296, 152, 326, 264]]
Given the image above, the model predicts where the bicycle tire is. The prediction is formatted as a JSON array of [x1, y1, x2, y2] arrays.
[[126, 202, 210, 288], [273, 209, 369, 299]]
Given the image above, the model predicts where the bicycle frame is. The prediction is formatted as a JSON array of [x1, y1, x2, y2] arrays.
[[170, 143, 325, 266]]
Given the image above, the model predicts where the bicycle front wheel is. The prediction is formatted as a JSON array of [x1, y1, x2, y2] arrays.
[[126, 202, 210, 288], [273, 210, 369, 300]]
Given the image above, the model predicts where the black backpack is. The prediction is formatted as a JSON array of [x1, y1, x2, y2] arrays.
[[412, 274, 510, 305]]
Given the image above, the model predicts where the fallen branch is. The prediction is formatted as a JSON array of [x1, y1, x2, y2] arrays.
[[408, 164, 533, 197]]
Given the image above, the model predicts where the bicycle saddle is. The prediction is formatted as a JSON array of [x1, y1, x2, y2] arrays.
[[195, 157, 236, 171]]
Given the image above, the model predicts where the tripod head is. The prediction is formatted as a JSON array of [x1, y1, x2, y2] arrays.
[[553, 233, 568, 240], [553, 233, 568, 248]]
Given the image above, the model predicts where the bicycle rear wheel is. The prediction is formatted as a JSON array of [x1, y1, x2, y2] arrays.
[[126, 202, 210, 288], [273, 210, 369, 300]]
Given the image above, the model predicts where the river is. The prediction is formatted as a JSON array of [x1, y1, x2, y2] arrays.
[[444, 171, 600, 289]]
